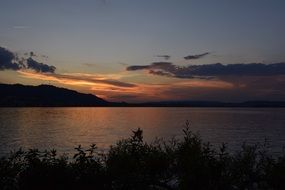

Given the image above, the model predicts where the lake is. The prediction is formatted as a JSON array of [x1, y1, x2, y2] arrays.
[[0, 107, 284, 156]]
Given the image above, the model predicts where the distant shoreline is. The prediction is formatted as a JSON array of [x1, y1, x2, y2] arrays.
[[1, 83, 285, 107], [0, 105, 285, 108]]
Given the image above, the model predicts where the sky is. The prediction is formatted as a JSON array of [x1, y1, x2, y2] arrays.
[[0, 0, 285, 102]]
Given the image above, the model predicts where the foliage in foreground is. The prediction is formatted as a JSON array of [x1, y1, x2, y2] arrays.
[[1, 123, 285, 190]]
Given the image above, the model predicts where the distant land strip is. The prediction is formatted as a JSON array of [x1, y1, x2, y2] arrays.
[[0, 83, 284, 107]]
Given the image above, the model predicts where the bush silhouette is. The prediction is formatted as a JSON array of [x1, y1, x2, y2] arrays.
[[0, 123, 285, 190]]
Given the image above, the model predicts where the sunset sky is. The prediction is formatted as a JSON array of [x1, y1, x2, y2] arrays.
[[1, 0, 285, 102]]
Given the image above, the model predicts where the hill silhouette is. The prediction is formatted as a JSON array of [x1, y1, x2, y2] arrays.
[[0, 83, 108, 106], [0, 83, 284, 107]]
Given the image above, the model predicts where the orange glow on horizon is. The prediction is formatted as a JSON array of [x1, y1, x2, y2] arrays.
[[17, 70, 235, 102]]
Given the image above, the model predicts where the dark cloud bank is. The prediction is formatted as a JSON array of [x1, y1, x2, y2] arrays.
[[127, 62, 285, 79], [0, 46, 56, 73]]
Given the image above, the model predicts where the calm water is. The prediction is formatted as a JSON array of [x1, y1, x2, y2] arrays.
[[0, 108, 284, 156]]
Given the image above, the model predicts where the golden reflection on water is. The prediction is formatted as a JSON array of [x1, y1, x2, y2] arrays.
[[0, 108, 285, 156]]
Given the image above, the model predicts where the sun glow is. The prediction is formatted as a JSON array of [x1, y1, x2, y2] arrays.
[[17, 70, 235, 102]]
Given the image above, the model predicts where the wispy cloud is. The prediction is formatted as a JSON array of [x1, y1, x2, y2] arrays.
[[18, 70, 136, 88], [155, 55, 171, 60], [17, 69, 235, 102], [82, 63, 97, 67], [184, 52, 210, 60], [12, 25, 30, 29]]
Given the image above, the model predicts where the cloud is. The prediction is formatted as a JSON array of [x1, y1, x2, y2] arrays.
[[126, 65, 150, 71], [127, 62, 198, 79], [155, 55, 171, 60], [118, 62, 129, 67], [148, 70, 173, 77], [18, 71, 137, 88], [184, 52, 210, 60], [18, 69, 235, 102], [2, 44, 284, 102], [30, 51, 35, 57], [126, 62, 285, 79], [0, 47, 22, 71], [82, 63, 97, 67], [26, 58, 56, 73], [125, 61, 285, 102], [12, 25, 30, 29], [127, 62, 174, 71], [24, 51, 36, 57], [89, 79, 234, 102], [189, 63, 285, 76], [24, 51, 48, 60], [18, 67, 285, 103], [161, 75, 285, 102], [0, 46, 56, 73]]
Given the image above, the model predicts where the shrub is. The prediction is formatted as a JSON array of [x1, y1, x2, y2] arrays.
[[0, 123, 284, 190]]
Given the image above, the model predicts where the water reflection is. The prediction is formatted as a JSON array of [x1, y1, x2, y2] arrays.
[[0, 107, 284, 156]]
